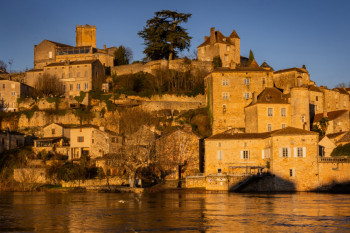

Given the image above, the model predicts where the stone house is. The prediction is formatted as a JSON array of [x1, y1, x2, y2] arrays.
[[26, 60, 105, 99], [205, 127, 319, 191], [69, 125, 119, 160], [0, 130, 25, 154], [205, 60, 274, 134], [33, 25, 115, 70], [156, 128, 200, 179], [319, 87, 350, 113], [308, 85, 324, 116], [197, 27, 240, 68], [0, 80, 33, 111], [313, 110, 349, 134], [245, 87, 291, 133], [273, 67, 311, 92], [318, 136, 337, 157]]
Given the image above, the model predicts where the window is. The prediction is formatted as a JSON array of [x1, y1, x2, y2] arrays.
[[223, 104, 226, 113], [217, 150, 223, 160], [226, 45, 230, 51], [289, 169, 295, 177], [62, 73, 65, 79], [77, 84, 80, 91], [344, 101, 347, 107], [222, 79, 228, 86], [77, 72, 80, 77], [218, 142, 221, 147], [301, 115, 305, 123], [268, 108, 273, 116], [77, 136, 84, 142], [262, 78, 265, 85], [2, 84, 4, 89], [297, 147, 303, 158], [282, 124, 286, 129], [85, 83, 88, 90], [267, 124, 272, 132], [316, 96, 318, 101], [315, 105, 318, 111], [282, 147, 289, 158], [222, 92, 229, 100], [11, 92, 15, 96], [224, 55, 228, 61], [52, 129, 55, 135], [111, 137, 116, 143], [244, 92, 250, 99], [281, 108, 286, 117], [70, 84, 73, 91], [241, 150, 249, 160], [92, 139, 94, 143], [85, 71, 88, 77], [244, 78, 250, 85], [218, 169, 222, 173], [49, 51, 52, 58]]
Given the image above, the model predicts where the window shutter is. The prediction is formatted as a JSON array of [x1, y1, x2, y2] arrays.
[[240, 151, 243, 159], [262, 149, 265, 159], [248, 150, 250, 159], [288, 147, 291, 158], [279, 148, 282, 158], [303, 147, 306, 157], [77, 137, 79, 142], [293, 147, 297, 157]]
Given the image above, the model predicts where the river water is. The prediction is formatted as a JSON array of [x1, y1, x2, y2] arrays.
[[0, 192, 349, 232]]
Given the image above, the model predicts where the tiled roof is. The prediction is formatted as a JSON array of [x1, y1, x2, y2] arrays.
[[46, 40, 73, 48], [260, 62, 274, 70], [338, 131, 350, 143], [274, 67, 308, 74], [45, 60, 97, 67], [207, 132, 271, 140], [270, 127, 319, 136], [314, 110, 349, 122], [333, 88, 350, 95], [207, 126, 317, 140], [308, 85, 323, 93], [229, 30, 240, 39], [326, 131, 347, 139], [0, 130, 24, 135], [253, 87, 289, 105]]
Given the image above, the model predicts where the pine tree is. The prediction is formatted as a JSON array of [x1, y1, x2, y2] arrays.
[[138, 10, 192, 61], [248, 50, 255, 63]]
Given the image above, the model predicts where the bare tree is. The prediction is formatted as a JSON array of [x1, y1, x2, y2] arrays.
[[0, 60, 7, 72], [8, 59, 13, 73], [34, 73, 63, 97]]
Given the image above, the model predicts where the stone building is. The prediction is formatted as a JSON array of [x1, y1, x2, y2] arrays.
[[197, 27, 240, 68], [26, 60, 105, 99], [319, 87, 350, 113], [205, 127, 319, 191], [0, 80, 33, 111], [205, 60, 274, 134], [34, 123, 119, 160], [313, 110, 350, 134], [273, 67, 311, 92], [33, 25, 116, 69], [0, 130, 25, 154], [156, 128, 200, 179]]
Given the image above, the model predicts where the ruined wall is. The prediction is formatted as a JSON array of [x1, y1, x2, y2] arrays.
[[318, 162, 350, 188]]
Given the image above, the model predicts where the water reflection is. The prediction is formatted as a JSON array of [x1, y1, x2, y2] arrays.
[[0, 192, 349, 232]]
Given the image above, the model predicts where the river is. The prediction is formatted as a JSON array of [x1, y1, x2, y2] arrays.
[[0, 192, 349, 232]]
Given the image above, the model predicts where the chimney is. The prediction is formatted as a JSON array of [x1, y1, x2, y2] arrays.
[[252, 92, 257, 104], [104, 45, 107, 50], [323, 111, 327, 118], [210, 27, 216, 44]]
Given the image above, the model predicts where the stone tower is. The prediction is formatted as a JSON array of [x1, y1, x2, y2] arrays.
[[290, 87, 310, 130], [76, 25, 96, 48]]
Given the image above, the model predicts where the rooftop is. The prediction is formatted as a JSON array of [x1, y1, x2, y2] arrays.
[[314, 110, 349, 122]]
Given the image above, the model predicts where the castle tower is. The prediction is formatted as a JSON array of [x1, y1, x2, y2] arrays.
[[290, 87, 310, 130], [76, 25, 96, 47]]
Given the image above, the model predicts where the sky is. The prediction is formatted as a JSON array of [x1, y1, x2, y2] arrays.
[[1, 0, 350, 88]]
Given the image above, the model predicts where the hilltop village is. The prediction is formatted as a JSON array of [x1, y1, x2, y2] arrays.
[[0, 25, 350, 192]]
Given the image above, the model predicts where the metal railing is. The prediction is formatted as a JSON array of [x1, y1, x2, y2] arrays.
[[319, 157, 350, 163]]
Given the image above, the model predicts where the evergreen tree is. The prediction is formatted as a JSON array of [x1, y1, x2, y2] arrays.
[[212, 56, 222, 69], [114, 46, 132, 66], [248, 50, 255, 63], [138, 10, 192, 61]]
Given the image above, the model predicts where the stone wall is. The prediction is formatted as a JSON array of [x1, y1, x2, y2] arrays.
[[61, 177, 127, 187], [13, 168, 47, 184], [318, 162, 350, 188], [111, 59, 213, 76]]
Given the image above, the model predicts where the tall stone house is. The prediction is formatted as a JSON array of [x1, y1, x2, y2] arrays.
[[0, 80, 33, 112], [197, 27, 240, 69]]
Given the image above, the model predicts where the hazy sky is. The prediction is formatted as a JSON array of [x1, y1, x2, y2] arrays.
[[1, 0, 349, 88]]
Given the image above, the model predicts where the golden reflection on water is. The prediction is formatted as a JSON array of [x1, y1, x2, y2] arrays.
[[1, 192, 350, 232]]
